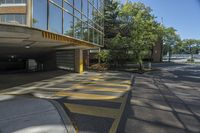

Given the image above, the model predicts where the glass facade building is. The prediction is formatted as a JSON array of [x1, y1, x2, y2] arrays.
[[0, 0, 104, 46]]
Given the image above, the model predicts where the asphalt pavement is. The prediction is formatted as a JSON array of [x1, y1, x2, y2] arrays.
[[123, 63, 200, 133], [0, 71, 132, 133], [0, 95, 76, 133]]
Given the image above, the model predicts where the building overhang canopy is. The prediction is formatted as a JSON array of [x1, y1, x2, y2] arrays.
[[0, 24, 100, 50]]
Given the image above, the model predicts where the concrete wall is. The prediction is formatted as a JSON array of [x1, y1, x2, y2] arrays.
[[36, 52, 57, 71], [0, 61, 26, 71]]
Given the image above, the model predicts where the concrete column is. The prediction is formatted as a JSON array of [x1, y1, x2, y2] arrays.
[[75, 49, 83, 73], [26, 0, 32, 27], [83, 50, 90, 70]]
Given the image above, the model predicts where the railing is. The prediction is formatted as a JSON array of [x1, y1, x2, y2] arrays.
[[164, 54, 200, 59]]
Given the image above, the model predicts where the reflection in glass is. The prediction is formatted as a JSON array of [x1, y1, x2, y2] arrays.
[[82, 0, 87, 16], [83, 22, 88, 41], [64, 12, 74, 37], [64, 2, 73, 13], [31, 0, 104, 45], [32, 0, 47, 30], [74, 17, 82, 39], [74, 0, 81, 11], [0, 14, 26, 25], [89, 26, 93, 43], [49, 3, 62, 34], [51, 0, 62, 7]]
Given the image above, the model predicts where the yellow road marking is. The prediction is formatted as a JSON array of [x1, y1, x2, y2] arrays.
[[63, 85, 130, 93], [63, 92, 129, 133], [64, 103, 120, 119], [80, 82, 129, 87], [56, 91, 124, 103], [109, 93, 129, 133]]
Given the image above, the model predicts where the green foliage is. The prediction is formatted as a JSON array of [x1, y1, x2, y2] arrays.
[[108, 34, 130, 67], [162, 27, 181, 61], [32, 18, 38, 24], [104, 0, 120, 48], [182, 39, 200, 61], [119, 2, 162, 70], [97, 50, 109, 63]]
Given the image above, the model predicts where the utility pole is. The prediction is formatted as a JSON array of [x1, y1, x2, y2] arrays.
[[161, 17, 165, 62]]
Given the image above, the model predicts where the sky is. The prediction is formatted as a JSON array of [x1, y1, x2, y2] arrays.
[[121, 0, 200, 40]]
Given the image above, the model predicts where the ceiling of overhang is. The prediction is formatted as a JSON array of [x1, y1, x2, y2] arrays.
[[0, 27, 97, 49], [0, 25, 97, 59]]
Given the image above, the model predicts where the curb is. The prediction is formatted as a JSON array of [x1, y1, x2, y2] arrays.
[[50, 100, 77, 133], [116, 74, 135, 132]]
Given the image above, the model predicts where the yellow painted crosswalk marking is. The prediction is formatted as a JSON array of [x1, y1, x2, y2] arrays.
[[62, 85, 130, 93], [109, 93, 128, 133], [80, 82, 129, 87], [56, 91, 124, 103], [62, 92, 129, 133], [64, 103, 120, 119]]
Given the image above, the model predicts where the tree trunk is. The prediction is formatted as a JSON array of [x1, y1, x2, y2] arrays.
[[190, 47, 194, 62], [138, 60, 143, 71], [168, 45, 171, 62]]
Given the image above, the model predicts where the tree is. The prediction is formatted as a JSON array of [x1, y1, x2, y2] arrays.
[[104, 0, 120, 48], [108, 34, 131, 67], [182, 39, 200, 62], [162, 27, 180, 62], [119, 2, 162, 70], [97, 50, 109, 63]]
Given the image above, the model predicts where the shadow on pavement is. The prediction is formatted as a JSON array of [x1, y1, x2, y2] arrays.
[[0, 70, 71, 91], [119, 73, 200, 133]]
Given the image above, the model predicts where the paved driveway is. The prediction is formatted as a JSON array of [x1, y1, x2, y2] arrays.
[[124, 64, 200, 133], [0, 71, 132, 133]]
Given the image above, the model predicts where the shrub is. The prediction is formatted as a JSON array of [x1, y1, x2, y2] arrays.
[[89, 63, 109, 71]]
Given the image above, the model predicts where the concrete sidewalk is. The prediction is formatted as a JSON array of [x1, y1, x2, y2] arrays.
[[0, 95, 76, 133]]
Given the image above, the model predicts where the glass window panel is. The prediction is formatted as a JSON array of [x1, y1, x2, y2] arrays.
[[74, 17, 82, 39], [15, 0, 26, 3], [94, 30, 98, 44], [5, 0, 13, 4], [49, 3, 62, 34], [82, 16, 87, 23], [93, 8, 98, 23], [15, 14, 24, 24], [89, 0, 93, 5], [97, 0, 101, 9], [74, 0, 81, 11], [82, 0, 88, 16], [64, 2, 73, 13], [6, 15, 14, 23], [74, 10, 81, 18], [82, 22, 88, 41], [0, 15, 5, 23], [88, 3, 93, 20], [0, 14, 26, 24], [0, 0, 5, 4], [33, 0, 47, 30], [66, 0, 73, 5], [63, 12, 74, 37], [94, 0, 97, 9], [88, 26, 93, 43], [51, 0, 62, 7]]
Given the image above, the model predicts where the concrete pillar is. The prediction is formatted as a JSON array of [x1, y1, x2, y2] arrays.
[[26, 0, 32, 27], [75, 49, 83, 73], [83, 50, 90, 70]]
